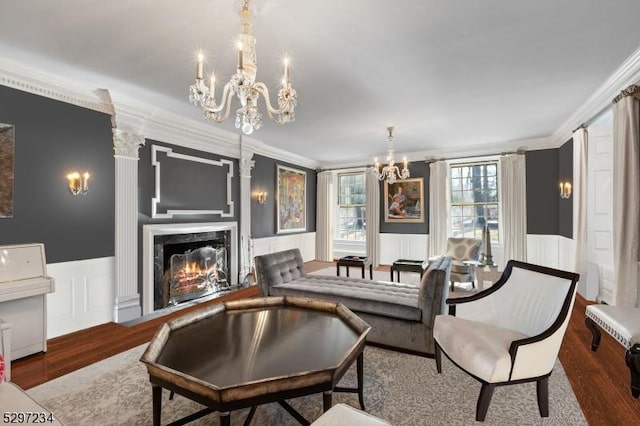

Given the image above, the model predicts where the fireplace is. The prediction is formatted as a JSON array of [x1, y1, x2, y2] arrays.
[[142, 222, 238, 315], [154, 231, 231, 310]]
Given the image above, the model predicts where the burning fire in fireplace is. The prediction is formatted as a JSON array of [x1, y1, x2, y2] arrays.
[[167, 246, 228, 306]]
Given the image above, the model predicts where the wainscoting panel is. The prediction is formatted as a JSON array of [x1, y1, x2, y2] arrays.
[[378, 233, 428, 265], [526, 235, 562, 270], [46, 257, 115, 339], [252, 233, 316, 263]]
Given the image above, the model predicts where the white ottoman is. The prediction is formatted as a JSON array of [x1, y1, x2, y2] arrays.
[[585, 304, 640, 398], [311, 403, 390, 426]]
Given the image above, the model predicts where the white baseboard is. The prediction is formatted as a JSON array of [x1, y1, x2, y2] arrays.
[[46, 257, 115, 338]]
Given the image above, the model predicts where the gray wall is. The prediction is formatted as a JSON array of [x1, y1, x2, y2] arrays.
[[0, 85, 115, 263], [558, 139, 573, 238], [251, 154, 317, 238], [525, 149, 560, 234], [379, 161, 430, 234], [137, 139, 240, 288]]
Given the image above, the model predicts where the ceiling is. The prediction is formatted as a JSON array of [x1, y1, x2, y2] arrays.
[[2, 0, 640, 166]]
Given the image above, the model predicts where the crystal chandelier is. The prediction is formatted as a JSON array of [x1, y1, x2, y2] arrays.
[[189, 0, 297, 135], [374, 126, 410, 184]]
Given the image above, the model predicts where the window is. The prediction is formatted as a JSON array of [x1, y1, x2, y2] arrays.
[[450, 161, 499, 242], [337, 172, 366, 241]]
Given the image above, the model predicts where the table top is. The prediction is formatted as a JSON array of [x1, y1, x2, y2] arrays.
[[141, 297, 370, 403], [338, 256, 370, 264], [392, 259, 427, 266]]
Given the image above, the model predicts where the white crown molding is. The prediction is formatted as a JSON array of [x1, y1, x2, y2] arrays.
[[0, 56, 318, 165], [550, 45, 640, 146], [318, 136, 552, 170], [0, 56, 113, 115], [243, 134, 320, 170]]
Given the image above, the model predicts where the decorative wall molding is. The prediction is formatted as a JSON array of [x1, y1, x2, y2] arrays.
[[550, 45, 640, 147], [46, 257, 115, 338], [0, 56, 112, 115], [378, 233, 429, 265], [112, 128, 145, 159], [151, 145, 234, 218]]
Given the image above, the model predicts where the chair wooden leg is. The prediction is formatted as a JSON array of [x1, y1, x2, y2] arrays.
[[585, 317, 601, 351], [536, 375, 550, 417], [476, 383, 495, 422], [626, 344, 640, 398], [435, 343, 442, 374]]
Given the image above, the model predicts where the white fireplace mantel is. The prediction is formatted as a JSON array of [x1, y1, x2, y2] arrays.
[[142, 222, 238, 315]]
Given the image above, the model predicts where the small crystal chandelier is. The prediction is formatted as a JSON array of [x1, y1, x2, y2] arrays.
[[189, 0, 297, 135], [374, 126, 410, 184]]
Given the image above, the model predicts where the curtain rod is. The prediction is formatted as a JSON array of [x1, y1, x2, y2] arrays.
[[425, 150, 524, 164], [316, 150, 524, 171]]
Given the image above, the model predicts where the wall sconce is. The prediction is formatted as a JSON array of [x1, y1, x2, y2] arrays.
[[67, 171, 90, 195], [559, 181, 572, 199], [256, 191, 268, 204]]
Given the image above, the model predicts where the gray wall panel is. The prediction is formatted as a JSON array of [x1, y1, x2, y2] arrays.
[[558, 139, 573, 238], [526, 149, 559, 235], [251, 154, 317, 238], [379, 161, 430, 234], [0, 85, 114, 263]]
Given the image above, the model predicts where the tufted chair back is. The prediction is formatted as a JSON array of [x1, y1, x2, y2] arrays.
[[254, 249, 305, 296], [445, 237, 482, 261]]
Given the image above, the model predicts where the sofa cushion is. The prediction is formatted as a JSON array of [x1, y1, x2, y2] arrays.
[[434, 315, 528, 383], [270, 275, 422, 321]]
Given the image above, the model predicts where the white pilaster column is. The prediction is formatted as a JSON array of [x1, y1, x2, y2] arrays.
[[239, 149, 255, 282], [112, 129, 145, 322]]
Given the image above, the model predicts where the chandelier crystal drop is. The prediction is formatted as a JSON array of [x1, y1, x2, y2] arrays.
[[373, 126, 410, 184], [189, 0, 297, 135]]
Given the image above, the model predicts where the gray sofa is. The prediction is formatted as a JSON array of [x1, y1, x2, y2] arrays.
[[254, 248, 451, 356]]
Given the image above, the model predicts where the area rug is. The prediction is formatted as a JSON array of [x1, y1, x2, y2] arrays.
[[27, 344, 585, 425]]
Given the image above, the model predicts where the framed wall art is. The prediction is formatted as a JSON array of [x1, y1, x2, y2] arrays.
[[384, 177, 424, 223], [277, 165, 306, 233], [0, 124, 15, 219]]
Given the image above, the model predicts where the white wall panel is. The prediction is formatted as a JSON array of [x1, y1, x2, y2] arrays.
[[46, 257, 114, 338], [252, 233, 316, 263], [526, 235, 561, 269], [378, 234, 428, 265]]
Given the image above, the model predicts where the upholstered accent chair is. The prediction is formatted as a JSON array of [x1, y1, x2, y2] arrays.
[[444, 237, 482, 291], [433, 260, 579, 422]]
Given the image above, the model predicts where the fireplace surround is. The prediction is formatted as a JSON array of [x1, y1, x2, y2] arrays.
[[142, 222, 238, 315]]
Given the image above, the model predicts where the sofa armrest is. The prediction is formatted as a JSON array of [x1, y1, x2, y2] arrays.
[[254, 249, 305, 296], [418, 256, 452, 325]]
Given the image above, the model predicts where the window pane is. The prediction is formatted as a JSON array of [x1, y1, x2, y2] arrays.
[[449, 161, 500, 244], [337, 172, 366, 241]]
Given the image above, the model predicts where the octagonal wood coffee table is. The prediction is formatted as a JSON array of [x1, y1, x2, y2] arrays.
[[140, 296, 371, 426]]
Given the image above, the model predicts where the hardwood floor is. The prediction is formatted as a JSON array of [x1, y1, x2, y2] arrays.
[[10, 261, 640, 425]]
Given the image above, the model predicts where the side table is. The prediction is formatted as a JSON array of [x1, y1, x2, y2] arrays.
[[337, 256, 373, 279], [390, 259, 429, 282], [464, 260, 502, 291]]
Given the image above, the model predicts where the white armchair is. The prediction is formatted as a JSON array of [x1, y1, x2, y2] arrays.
[[433, 260, 579, 422]]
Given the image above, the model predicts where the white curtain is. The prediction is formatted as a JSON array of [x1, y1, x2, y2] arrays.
[[428, 161, 448, 257], [365, 168, 380, 266], [572, 128, 589, 284], [612, 86, 640, 308], [316, 171, 334, 261], [500, 154, 527, 264]]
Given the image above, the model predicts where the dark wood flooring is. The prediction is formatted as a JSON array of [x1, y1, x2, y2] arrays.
[[10, 261, 640, 425]]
